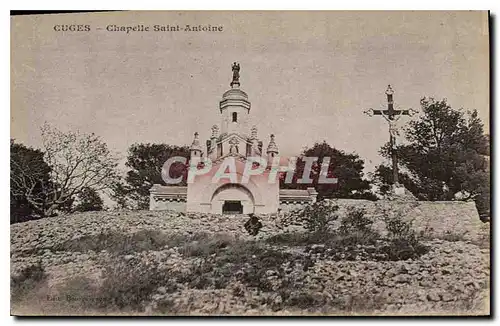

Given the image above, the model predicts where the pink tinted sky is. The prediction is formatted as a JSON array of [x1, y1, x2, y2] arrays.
[[11, 11, 489, 173]]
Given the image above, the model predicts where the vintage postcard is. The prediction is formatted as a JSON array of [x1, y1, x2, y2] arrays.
[[10, 11, 490, 316]]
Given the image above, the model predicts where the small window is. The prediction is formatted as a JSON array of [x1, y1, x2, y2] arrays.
[[232, 112, 237, 122]]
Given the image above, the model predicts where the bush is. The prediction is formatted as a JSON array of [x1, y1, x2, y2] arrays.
[[95, 258, 174, 311], [286, 201, 339, 234], [338, 207, 373, 235], [384, 215, 416, 241], [383, 214, 429, 261], [74, 187, 104, 212]]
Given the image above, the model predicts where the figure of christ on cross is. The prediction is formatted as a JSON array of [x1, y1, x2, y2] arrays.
[[364, 85, 417, 187]]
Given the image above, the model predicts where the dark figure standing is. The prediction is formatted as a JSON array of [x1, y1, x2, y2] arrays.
[[244, 213, 262, 236]]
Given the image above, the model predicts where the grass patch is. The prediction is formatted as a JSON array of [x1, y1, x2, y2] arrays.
[[50, 258, 178, 313], [56, 230, 178, 254], [95, 258, 176, 311], [179, 233, 237, 257], [16, 230, 236, 256]]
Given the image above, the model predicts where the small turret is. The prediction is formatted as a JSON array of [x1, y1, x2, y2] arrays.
[[250, 125, 261, 156], [250, 125, 258, 139], [211, 125, 219, 139], [266, 134, 279, 161], [190, 132, 203, 158]]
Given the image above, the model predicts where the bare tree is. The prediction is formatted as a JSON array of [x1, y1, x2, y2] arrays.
[[11, 124, 120, 217]]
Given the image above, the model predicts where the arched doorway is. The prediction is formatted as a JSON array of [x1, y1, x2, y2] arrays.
[[211, 183, 255, 214], [222, 201, 243, 214]]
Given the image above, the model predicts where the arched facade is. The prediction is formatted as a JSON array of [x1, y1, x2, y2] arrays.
[[211, 183, 255, 214], [185, 159, 279, 214]]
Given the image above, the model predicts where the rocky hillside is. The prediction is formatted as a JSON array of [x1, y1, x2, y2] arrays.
[[10, 210, 490, 316]]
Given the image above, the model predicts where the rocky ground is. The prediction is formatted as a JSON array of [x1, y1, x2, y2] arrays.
[[10, 210, 490, 316]]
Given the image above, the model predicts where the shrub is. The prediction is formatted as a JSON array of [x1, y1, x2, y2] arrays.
[[338, 207, 374, 235], [286, 201, 339, 234], [74, 187, 104, 212], [95, 258, 174, 311], [383, 214, 429, 261], [384, 215, 416, 241]]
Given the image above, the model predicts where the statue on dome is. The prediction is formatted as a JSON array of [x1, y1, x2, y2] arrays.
[[231, 62, 240, 87]]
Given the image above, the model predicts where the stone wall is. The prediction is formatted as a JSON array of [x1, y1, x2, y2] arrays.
[[148, 195, 486, 242], [279, 202, 306, 212], [326, 199, 486, 241], [149, 199, 186, 212]]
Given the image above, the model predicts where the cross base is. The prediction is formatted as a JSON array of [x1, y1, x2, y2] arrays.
[[387, 183, 417, 201], [393, 183, 406, 196]]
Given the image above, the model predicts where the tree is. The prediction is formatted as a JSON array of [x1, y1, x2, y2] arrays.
[[280, 141, 376, 200], [113, 143, 190, 209], [10, 140, 51, 223], [373, 98, 490, 217], [11, 124, 119, 217], [74, 187, 104, 212]]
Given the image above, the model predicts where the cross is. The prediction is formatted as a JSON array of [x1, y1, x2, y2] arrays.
[[364, 85, 417, 186]]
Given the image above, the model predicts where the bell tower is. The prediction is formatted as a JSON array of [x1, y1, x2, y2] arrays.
[[219, 62, 251, 136]]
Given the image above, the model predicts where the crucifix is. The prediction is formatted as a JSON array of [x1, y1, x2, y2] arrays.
[[364, 85, 417, 187]]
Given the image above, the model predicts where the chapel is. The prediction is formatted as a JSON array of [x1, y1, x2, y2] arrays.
[[149, 63, 318, 214]]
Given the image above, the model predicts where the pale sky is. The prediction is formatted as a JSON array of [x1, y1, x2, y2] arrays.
[[11, 11, 489, 174]]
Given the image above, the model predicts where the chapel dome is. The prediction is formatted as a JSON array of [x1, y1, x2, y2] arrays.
[[222, 88, 248, 100]]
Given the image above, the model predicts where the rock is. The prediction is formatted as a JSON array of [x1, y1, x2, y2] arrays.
[[427, 293, 441, 302], [9, 209, 491, 315], [419, 280, 433, 288], [311, 244, 325, 251], [441, 269, 452, 275], [440, 293, 454, 302], [395, 274, 411, 284], [265, 270, 276, 277], [124, 254, 134, 261]]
